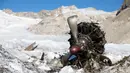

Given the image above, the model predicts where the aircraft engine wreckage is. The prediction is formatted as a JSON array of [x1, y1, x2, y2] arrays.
[[60, 15, 112, 72]]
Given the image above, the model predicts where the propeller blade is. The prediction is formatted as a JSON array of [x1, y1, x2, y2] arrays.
[[67, 15, 78, 43]]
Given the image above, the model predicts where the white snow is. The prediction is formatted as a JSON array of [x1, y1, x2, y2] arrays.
[[59, 66, 84, 73], [59, 6, 111, 16], [0, 10, 130, 73], [78, 7, 112, 15], [105, 44, 130, 63]]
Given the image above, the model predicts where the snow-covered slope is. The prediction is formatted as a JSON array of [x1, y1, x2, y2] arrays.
[[0, 9, 130, 73], [0, 10, 41, 40]]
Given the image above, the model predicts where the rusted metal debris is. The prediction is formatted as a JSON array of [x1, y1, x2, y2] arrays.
[[24, 42, 38, 51]]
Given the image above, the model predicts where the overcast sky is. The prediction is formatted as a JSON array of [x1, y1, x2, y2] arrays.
[[0, 0, 123, 12]]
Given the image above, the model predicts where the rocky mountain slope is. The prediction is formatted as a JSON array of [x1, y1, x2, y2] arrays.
[[28, 6, 115, 35], [102, 8, 130, 43], [3, 9, 47, 19], [3, 5, 115, 35]]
